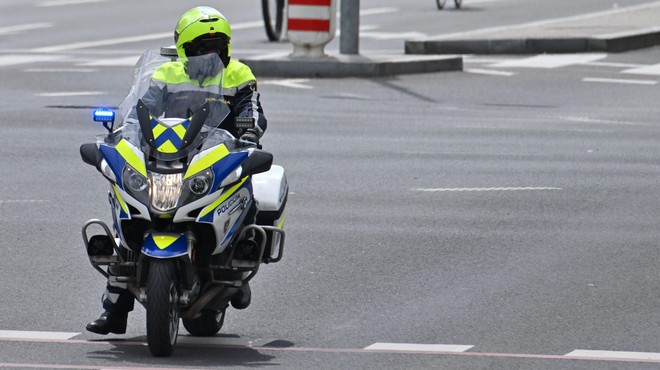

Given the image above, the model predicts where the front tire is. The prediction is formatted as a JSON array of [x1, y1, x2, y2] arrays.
[[455, 0, 462, 8], [183, 309, 226, 336], [146, 259, 179, 357], [436, 0, 447, 9]]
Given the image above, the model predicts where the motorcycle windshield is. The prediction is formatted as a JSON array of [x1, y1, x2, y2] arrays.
[[109, 50, 232, 161]]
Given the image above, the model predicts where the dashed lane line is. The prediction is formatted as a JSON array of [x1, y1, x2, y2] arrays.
[[36, 0, 106, 7], [36, 91, 106, 97], [414, 187, 563, 192], [582, 77, 658, 85], [364, 343, 474, 353], [566, 350, 660, 361], [0, 330, 78, 340], [1, 333, 660, 365], [0, 200, 50, 204]]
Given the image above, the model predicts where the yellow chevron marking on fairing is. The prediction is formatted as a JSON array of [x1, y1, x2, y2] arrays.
[[153, 235, 178, 250], [184, 144, 230, 179], [112, 184, 129, 215], [199, 177, 247, 218], [116, 139, 146, 177], [172, 124, 187, 139], [157, 140, 178, 153], [153, 124, 166, 138]]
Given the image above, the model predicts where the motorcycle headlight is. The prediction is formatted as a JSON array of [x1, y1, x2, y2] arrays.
[[150, 172, 183, 212], [122, 165, 148, 206], [180, 169, 214, 206], [189, 174, 210, 195], [126, 168, 147, 192]]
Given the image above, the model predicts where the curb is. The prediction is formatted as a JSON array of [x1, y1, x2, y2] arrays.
[[239, 53, 463, 78], [405, 29, 660, 55]]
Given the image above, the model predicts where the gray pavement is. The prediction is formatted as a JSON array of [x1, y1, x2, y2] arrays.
[[406, 1, 660, 55], [241, 1, 660, 77]]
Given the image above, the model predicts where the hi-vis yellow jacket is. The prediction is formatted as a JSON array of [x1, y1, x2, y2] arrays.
[[140, 59, 266, 138]]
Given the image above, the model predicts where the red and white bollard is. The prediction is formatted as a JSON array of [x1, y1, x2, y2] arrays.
[[287, 0, 337, 57]]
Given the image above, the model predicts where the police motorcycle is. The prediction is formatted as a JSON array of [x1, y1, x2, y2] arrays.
[[79, 50, 287, 357]]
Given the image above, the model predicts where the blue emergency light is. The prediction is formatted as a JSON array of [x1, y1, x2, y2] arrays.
[[93, 109, 115, 123], [93, 109, 116, 132]]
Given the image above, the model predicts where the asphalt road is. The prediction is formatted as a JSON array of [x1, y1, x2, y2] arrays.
[[1, 0, 660, 369]]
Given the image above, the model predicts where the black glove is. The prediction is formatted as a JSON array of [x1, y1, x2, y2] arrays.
[[240, 130, 260, 145]]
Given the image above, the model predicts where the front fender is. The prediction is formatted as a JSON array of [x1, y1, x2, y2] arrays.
[[141, 233, 188, 258]]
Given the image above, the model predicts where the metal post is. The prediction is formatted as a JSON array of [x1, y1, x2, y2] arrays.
[[339, 0, 360, 54]]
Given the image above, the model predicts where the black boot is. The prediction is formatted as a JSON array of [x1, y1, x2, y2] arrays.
[[230, 283, 251, 310], [86, 311, 128, 335]]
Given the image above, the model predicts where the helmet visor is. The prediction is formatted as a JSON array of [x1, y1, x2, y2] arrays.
[[184, 36, 228, 57]]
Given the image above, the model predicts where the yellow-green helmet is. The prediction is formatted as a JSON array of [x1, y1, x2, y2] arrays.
[[174, 7, 232, 65]]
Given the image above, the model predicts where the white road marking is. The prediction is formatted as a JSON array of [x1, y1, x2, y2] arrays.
[[566, 350, 660, 361], [586, 61, 645, 69], [464, 68, 515, 76], [30, 32, 171, 53], [36, 0, 106, 7], [467, 0, 511, 3], [0, 199, 50, 204], [30, 20, 265, 53], [490, 53, 607, 69], [178, 336, 274, 347], [414, 187, 562, 192], [0, 330, 79, 340], [0, 23, 52, 36], [359, 31, 428, 40], [0, 54, 66, 67], [37, 91, 106, 97], [359, 7, 398, 16], [622, 63, 660, 76], [24, 7, 389, 54], [77, 55, 140, 67], [1, 332, 660, 365], [560, 115, 642, 126], [365, 343, 474, 353], [261, 79, 313, 89], [582, 77, 657, 85], [24, 68, 97, 73]]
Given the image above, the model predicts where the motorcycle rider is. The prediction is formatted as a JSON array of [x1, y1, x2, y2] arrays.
[[86, 6, 266, 335]]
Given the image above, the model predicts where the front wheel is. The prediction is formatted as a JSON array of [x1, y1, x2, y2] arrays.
[[436, 0, 447, 9], [183, 309, 226, 336], [455, 0, 462, 8], [146, 259, 179, 357]]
